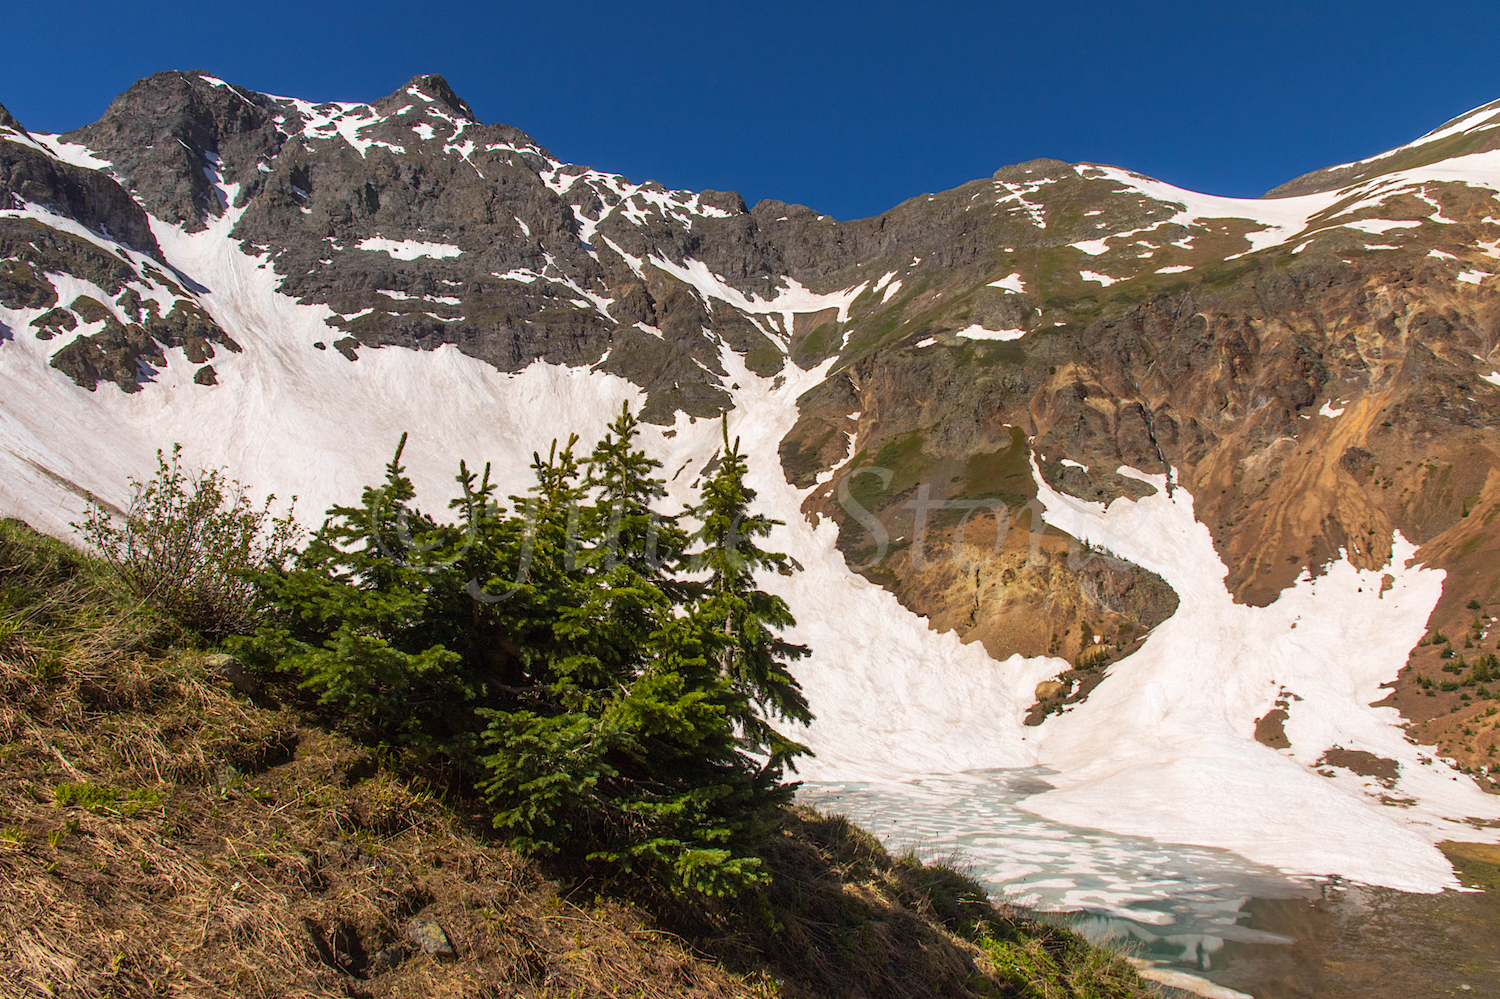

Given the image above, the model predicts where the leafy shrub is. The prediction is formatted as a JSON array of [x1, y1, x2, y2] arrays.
[[75, 445, 299, 640]]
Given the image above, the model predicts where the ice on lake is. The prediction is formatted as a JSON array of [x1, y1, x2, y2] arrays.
[[800, 769, 1315, 971]]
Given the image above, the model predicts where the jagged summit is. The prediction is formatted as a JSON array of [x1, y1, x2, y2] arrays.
[[62, 70, 279, 230], [382, 73, 477, 120]]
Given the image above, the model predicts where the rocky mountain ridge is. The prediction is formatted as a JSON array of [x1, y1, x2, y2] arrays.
[[4, 69, 1500, 804]]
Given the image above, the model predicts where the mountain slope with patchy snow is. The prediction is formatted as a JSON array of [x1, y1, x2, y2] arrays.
[[4, 73, 1500, 894]]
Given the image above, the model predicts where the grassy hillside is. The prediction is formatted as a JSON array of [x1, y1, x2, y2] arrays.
[[0, 518, 1153, 999]]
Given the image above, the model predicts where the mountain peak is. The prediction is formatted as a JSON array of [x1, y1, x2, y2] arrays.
[[387, 74, 476, 121], [992, 157, 1075, 183], [60, 70, 277, 231]]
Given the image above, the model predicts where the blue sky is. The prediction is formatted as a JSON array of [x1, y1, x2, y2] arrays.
[[4, 1, 1498, 220]]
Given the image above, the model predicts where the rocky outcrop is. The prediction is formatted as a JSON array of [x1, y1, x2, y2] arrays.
[[64, 70, 285, 232], [0, 135, 160, 256]]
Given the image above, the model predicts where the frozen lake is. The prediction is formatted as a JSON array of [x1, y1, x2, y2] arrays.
[[800, 769, 1319, 979]]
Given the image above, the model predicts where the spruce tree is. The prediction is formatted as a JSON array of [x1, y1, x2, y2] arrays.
[[240, 435, 473, 751], [688, 417, 812, 769], [479, 408, 786, 895], [239, 405, 816, 896], [581, 402, 691, 587]]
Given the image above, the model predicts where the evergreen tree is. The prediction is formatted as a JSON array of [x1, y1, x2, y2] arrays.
[[581, 402, 691, 587], [479, 408, 799, 895], [238, 435, 472, 750], [688, 417, 812, 769], [240, 406, 815, 896]]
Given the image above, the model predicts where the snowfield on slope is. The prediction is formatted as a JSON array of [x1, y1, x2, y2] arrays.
[[1026, 464, 1500, 892]]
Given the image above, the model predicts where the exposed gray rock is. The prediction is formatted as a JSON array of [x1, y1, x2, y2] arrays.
[[404, 919, 455, 958], [0, 137, 161, 256], [204, 653, 257, 696], [65, 70, 285, 232]]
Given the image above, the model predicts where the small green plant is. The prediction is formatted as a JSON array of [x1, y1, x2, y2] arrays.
[[0, 825, 24, 848], [119, 788, 163, 817], [1470, 599, 1483, 610], [54, 782, 162, 816], [54, 782, 118, 812], [75, 444, 300, 639]]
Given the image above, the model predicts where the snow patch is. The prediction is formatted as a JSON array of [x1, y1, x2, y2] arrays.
[[357, 238, 462, 261], [29, 133, 113, 171], [954, 325, 1026, 342], [1070, 239, 1112, 256], [644, 255, 866, 350], [378, 290, 461, 306], [1343, 219, 1422, 236]]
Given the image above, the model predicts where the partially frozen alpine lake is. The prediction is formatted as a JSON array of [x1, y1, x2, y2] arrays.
[[799, 771, 1314, 988], [800, 773, 1500, 997]]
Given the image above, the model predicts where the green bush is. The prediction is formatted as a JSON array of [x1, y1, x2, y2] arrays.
[[75, 445, 299, 640]]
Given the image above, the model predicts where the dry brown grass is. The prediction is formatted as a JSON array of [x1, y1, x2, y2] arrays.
[[0, 666, 772, 999], [0, 521, 769, 998]]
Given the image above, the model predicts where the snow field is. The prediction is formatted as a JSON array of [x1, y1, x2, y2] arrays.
[[356, 237, 463, 260], [1026, 464, 1500, 891], [953, 325, 1027, 341]]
